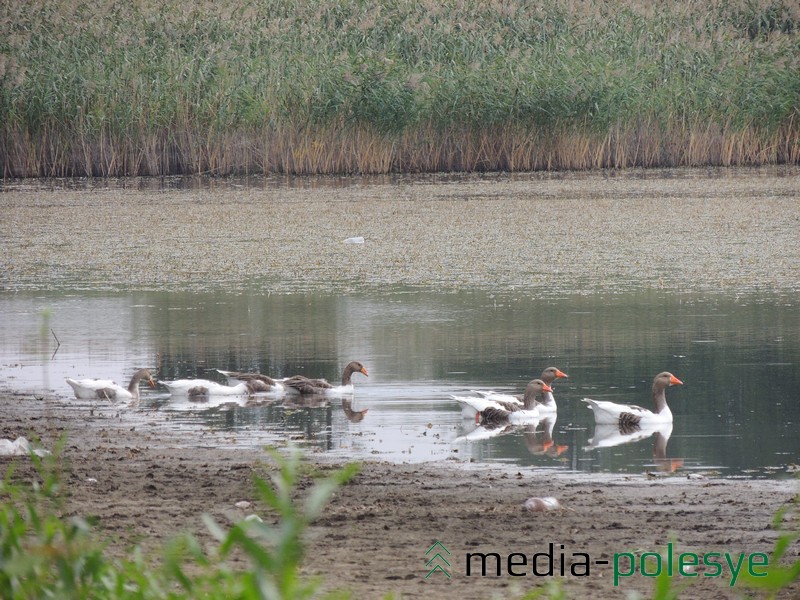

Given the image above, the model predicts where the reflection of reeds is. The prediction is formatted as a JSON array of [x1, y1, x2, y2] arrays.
[[1, 0, 798, 176]]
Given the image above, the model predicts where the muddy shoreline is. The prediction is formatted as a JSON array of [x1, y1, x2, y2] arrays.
[[1, 393, 798, 599], [2, 168, 799, 598]]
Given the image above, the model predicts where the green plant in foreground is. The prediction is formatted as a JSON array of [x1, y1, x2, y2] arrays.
[[195, 448, 361, 599], [621, 494, 800, 600], [736, 501, 800, 598], [1, 443, 797, 600], [0, 444, 360, 600], [517, 580, 567, 600], [0, 441, 108, 599]]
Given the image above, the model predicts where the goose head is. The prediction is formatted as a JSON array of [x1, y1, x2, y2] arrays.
[[654, 372, 683, 391], [540, 366, 568, 384]]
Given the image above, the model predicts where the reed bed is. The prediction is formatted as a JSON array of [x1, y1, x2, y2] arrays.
[[1, 0, 798, 176]]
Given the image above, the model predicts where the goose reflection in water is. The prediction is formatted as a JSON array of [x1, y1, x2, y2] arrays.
[[451, 414, 569, 459], [451, 413, 533, 444], [281, 394, 330, 409], [452, 423, 512, 444], [523, 416, 569, 457], [278, 395, 369, 424], [341, 398, 369, 423], [584, 422, 683, 473]]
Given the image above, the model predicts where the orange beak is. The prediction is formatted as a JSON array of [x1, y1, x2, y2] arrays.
[[543, 382, 553, 393], [555, 369, 568, 379], [669, 374, 683, 386], [148, 377, 156, 388], [360, 367, 369, 376]]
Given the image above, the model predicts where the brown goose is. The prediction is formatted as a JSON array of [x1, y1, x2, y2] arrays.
[[282, 360, 368, 395], [582, 372, 683, 426], [66, 368, 155, 401], [537, 367, 569, 411], [215, 369, 284, 393]]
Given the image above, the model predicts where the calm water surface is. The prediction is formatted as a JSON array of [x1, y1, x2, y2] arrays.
[[1, 288, 797, 477]]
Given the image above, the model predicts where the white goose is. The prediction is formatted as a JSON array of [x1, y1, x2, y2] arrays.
[[160, 379, 253, 398], [452, 379, 551, 426], [66, 368, 155, 401], [471, 367, 568, 413], [582, 372, 683, 426]]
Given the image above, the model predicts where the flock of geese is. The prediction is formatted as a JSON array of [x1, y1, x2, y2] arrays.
[[453, 369, 683, 428], [452, 369, 684, 467], [65, 362, 684, 467], [65, 363, 683, 437], [451, 367, 683, 473], [65, 360, 370, 402]]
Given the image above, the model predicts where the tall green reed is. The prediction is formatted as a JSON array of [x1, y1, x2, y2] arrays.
[[1, 0, 797, 175]]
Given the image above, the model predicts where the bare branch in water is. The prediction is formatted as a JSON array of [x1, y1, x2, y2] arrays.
[[51, 329, 61, 360]]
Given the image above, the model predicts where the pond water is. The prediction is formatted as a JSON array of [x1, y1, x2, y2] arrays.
[[1, 287, 797, 477]]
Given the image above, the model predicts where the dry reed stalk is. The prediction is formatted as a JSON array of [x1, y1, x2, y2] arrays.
[[2, 118, 798, 177], [781, 120, 800, 163]]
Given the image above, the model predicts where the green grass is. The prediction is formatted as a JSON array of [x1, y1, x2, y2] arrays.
[[1, 0, 798, 175]]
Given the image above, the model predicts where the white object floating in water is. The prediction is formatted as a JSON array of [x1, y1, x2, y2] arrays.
[[0, 437, 50, 457], [343, 236, 365, 244], [523, 496, 562, 512]]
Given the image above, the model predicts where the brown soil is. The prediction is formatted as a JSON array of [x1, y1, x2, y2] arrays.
[[1, 394, 797, 600]]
